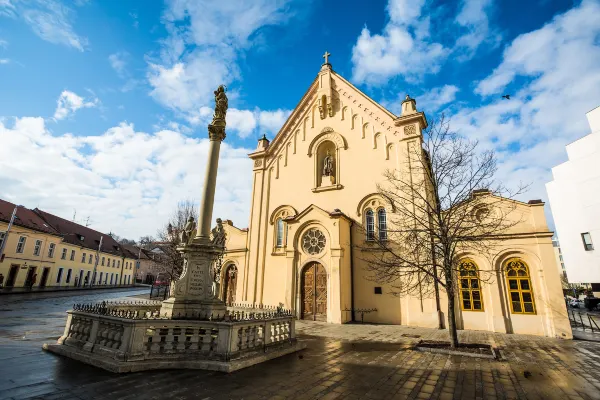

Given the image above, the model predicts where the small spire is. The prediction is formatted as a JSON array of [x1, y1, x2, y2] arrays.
[[401, 94, 417, 116], [256, 133, 270, 150]]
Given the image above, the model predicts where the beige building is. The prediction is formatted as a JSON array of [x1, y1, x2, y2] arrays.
[[0, 199, 136, 290], [219, 58, 571, 339]]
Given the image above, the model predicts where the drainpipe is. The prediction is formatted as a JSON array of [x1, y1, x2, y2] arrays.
[[0, 205, 19, 262], [349, 220, 355, 322]]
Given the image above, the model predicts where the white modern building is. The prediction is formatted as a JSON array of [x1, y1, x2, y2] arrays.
[[547, 106, 600, 290]]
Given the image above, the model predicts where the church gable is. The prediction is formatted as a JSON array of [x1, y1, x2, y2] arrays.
[[249, 58, 422, 189]]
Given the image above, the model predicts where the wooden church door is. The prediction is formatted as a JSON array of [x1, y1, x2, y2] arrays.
[[301, 262, 327, 321]]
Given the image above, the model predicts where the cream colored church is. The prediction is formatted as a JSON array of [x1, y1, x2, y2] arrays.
[[218, 55, 572, 339]]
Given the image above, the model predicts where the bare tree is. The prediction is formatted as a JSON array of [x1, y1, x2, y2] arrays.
[[149, 199, 198, 282], [360, 115, 527, 348]]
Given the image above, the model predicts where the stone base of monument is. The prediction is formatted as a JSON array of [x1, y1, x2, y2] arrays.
[[43, 302, 304, 373]]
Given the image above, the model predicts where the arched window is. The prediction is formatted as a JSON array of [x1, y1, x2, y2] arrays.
[[276, 218, 285, 248], [505, 258, 536, 314], [459, 260, 484, 311], [365, 209, 375, 241], [377, 209, 387, 241]]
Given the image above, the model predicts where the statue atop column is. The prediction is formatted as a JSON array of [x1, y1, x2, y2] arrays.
[[211, 85, 228, 127]]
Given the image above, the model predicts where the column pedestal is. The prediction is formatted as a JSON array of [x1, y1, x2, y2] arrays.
[[160, 237, 227, 319]]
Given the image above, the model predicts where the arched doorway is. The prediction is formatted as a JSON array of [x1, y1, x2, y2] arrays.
[[222, 264, 238, 305], [301, 262, 327, 321]]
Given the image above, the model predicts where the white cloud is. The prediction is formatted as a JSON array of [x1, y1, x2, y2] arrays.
[[351, 0, 448, 85], [416, 85, 460, 112], [148, 0, 297, 115], [475, 0, 600, 97], [351, 0, 502, 85], [449, 0, 600, 223], [454, 0, 500, 58], [0, 38, 7, 48], [53, 90, 99, 121], [258, 109, 291, 135], [0, 58, 9, 64], [227, 109, 257, 139], [0, 116, 254, 239], [108, 52, 129, 78], [1, 0, 88, 51]]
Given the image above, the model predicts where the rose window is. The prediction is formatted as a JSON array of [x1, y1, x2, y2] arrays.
[[302, 228, 326, 255]]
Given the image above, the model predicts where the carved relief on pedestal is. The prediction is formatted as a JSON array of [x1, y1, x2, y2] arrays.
[[254, 159, 262, 167], [404, 124, 416, 136]]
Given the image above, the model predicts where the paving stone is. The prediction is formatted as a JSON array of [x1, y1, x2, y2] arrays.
[[2, 290, 600, 399]]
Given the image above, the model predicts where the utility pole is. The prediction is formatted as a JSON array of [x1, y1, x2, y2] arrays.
[[0, 205, 19, 263], [91, 236, 103, 288]]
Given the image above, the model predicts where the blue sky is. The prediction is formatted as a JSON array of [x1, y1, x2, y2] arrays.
[[1, 0, 599, 239]]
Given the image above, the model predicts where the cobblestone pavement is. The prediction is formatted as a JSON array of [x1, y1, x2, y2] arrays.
[[1, 291, 600, 400]]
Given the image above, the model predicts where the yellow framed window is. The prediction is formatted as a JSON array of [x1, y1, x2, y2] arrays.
[[505, 258, 536, 314], [459, 259, 484, 311]]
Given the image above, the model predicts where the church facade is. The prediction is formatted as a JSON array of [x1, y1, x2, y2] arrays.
[[218, 57, 572, 339]]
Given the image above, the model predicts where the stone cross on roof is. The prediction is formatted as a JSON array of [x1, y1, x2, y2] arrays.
[[322, 51, 331, 65]]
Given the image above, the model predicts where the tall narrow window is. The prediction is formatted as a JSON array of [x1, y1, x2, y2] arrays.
[[0, 231, 5, 249], [102, 257, 105, 266], [89, 254, 93, 264], [582, 233, 594, 251], [16, 236, 26, 253], [112, 259, 116, 268], [61, 248, 67, 260], [505, 258, 536, 314], [56, 268, 64, 284], [276, 218, 285, 247], [66, 269, 72, 283], [48, 243, 56, 258], [459, 260, 484, 311], [366, 209, 375, 241], [377, 209, 387, 241], [81, 253, 86, 263], [70, 250, 75, 261], [33, 240, 42, 256]]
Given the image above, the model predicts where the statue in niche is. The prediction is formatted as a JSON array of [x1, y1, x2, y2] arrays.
[[321, 150, 335, 185], [180, 216, 196, 245], [322, 150, 334, 176], [211, 85, 228, 126], [211, 218, 227, 247]]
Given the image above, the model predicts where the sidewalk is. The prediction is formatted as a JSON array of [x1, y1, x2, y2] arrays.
[[0, 283, 137, 295]]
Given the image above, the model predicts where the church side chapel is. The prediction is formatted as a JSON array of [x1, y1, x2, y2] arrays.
[[219, 53, 571, 339]]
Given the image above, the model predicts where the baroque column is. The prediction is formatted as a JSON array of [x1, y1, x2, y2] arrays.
[[160, 85, 229, 318]]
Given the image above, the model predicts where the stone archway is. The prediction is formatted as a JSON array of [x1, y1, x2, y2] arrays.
[[222, 264, 238, 305], [301, 262, 327, 321]]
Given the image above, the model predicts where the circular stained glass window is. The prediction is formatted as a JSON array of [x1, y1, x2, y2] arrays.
[[302, 228, 326, 255]]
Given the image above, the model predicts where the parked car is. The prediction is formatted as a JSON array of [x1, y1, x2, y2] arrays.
[[570, 299, 584, 308]]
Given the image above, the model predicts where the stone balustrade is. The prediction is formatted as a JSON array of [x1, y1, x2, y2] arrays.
[[54, 308, 296, 369]]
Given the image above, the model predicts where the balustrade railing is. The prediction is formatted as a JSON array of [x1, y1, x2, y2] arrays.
[[57, 305, 296, 364]]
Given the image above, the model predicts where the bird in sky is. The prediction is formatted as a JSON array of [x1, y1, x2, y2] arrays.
[[502, 94, 511, 100]]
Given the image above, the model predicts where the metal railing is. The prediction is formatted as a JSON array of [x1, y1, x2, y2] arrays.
[[149, 284, 170, 300], [569, 309, 600, 333]]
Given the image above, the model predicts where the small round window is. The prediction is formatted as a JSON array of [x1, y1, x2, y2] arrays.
[[302, 228, 326, 255]]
